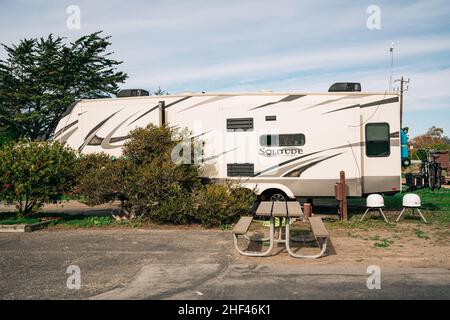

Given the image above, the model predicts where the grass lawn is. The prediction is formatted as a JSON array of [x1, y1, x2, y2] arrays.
[[346, 187, 450, 224], [0, 211, 73, 225], [348, 187, 450, 212], [315, 187, 450, 255], [0, 216, 41, 225], [1, 186, 449, 231], [48, 215, 143, 229]]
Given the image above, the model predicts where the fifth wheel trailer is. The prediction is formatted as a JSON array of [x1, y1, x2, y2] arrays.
[[54, 89, 402, 200]]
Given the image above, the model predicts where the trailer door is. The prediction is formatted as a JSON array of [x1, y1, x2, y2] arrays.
[[362, 121, 401, 193]]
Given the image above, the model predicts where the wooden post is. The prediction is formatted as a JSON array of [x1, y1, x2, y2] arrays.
[[335, 182, 343, 220], [340, 171, 348, 221], [158, 100, 166, 126], [303, 203, 312, 221]]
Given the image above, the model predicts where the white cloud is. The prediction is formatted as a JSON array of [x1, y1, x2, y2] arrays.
[[1, 0, 449, 116], [124, 35, 450, 88]]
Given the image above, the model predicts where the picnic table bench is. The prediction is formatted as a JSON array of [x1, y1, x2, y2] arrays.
[[232, 201, 329, 259], [287, 216, 329, 259], [232, 216, 254, 235]]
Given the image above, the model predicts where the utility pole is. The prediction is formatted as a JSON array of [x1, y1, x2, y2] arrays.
[[400, 76, 404, 128], [395, 77, 410, 129]]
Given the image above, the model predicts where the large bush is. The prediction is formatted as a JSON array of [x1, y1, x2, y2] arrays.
[[0, 139, 77, 215], [75, 124, 256, 226], [193, 184, 256, 227], [74, 153, 129, 207], [76, 125, 201, 219]]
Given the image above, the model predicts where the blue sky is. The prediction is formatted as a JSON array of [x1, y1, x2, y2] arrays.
[[1, 0, 449, 137]]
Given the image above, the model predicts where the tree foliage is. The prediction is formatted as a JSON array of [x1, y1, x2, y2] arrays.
[[410, 126, 450, 160], [74, 153, 129, 207], [0, 139, 78, 215], [0, 31, 127, 140], [153, 86, 169, 95], [75, 125, 201, 219], [193, 184, 256, 227], [75, 124, 255, 226]]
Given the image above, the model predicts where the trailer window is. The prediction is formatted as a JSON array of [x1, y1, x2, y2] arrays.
[[259, 134, 305, 147], [366, 123, 390, 157]]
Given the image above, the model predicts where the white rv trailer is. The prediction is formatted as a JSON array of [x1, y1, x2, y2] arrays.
[[54, 90, 401, 200]]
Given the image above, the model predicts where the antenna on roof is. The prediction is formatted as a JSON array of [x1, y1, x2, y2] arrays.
[[389, 42, 395, 91]]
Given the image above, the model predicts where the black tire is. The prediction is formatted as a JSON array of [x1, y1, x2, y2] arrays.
[[420, 162, 427, 178], [261, 190, 289, 202], [435, 167, 442, 190], [402, 159, 411, 167], [428, 164, 436, 190]]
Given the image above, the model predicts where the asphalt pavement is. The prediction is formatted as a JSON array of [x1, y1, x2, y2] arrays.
[[0, 229, 449, 299]]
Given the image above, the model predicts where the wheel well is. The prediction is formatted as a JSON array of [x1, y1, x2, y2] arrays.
[[260, 188, 289, 200]]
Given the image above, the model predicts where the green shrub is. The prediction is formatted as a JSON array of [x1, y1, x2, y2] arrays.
[[193, 183, 256, 227], [412, 144, 450, 161], [412, 148, 427, 161], [75, 124, 256, 226], [121, 125, 200, 218], [121, 159, 198, 217], [122, 124, 179, 165], [74, 153, 129, 207], [76, 124, 201, 219], [54, 215, 114, 228], [0, 216, 40, 225], [0, 127, 19, 146], [0, 139, 77, 215], [149, 192, 194, 224]]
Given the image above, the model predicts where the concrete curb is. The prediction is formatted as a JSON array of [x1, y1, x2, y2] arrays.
[[0, 219, 56, 233]]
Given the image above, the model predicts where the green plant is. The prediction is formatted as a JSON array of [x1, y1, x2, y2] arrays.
[[53, 215, 113, 228], [348, 187, 450, 215], [0, 216, 40, 225], [0, 32, 127, 140], [86, 216, 114, 227], [75, 124, 257, 227], [122, 124, 179, 165], [74, 153, 129, 207], [120, 125, 200, 219], [75, 124, 201, 222], [193, 183, 256, 227], [374, 239, 392, 248], [291, 229, 312, 237], [120, 218, 142, 228], [0, 139, 77, 215], [0, 127, 19, 146], [414, 228, 430, 239], [148, 192, 194, 224]]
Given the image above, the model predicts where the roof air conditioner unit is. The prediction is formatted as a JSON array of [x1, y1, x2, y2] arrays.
[[117, 89, 150, 97], [328, 82, 361, 92]]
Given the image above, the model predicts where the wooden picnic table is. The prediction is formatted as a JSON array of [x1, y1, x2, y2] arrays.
[[256, 201, 303, 218], [256, 201, 303, 243], [232, 201, 329, 259]]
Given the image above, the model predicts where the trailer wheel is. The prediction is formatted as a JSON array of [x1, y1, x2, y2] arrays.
[[260, 189, 290, 202], [270, 193, 287, 202]]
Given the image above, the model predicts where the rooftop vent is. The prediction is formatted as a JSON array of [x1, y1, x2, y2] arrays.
[[117, 89, 150, 97], [328, 82, 361, 92]]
